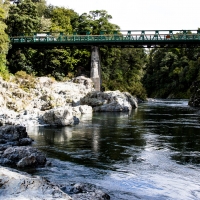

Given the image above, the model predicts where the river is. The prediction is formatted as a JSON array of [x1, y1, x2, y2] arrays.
[[27, 99, 200, 200]]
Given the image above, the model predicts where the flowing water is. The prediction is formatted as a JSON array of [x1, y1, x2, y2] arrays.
[[27, 100, 200, 200]]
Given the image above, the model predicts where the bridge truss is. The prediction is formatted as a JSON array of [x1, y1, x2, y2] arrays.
[[9, 30, 200, 48]]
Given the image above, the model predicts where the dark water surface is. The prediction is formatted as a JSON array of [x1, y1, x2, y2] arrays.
[[27, 100, 200, 200]]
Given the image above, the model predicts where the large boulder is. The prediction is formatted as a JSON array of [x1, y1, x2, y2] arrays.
[[1, 146, 46, 167], [78, 105, 93, 114], [0, 125, 32, 151], [80, 90, 138, 112], [0, 167, 72, 200], [42, 105, 93, 126], [0, 125, 46, 168], [42, 107, 80, 126], [188, 81, 200, 107]]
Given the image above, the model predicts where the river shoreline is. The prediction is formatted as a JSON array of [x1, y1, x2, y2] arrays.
[[1, 99, 200, 199], [0, 124, 111, 200], [0, 76, 138, 127], [0, 76, 138, 199], [26, 100, 200, 200]]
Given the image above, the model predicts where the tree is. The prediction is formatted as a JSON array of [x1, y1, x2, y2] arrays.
[[0, 0, 10, 79], [100, 47, 147, 99], [6, 0, 42, 77], [35, 0, 46, 17], [77, 10, 119, 34], [89, 10, 119, 34], [6, 0, 40, 35], [143, 47, 200, 98], [50, 7, 79, 34]]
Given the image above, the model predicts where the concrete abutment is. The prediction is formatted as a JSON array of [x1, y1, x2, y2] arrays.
[[90, 46, 101, 91]]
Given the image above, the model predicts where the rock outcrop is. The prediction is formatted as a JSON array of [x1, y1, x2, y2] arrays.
[[0, 125, 46, 168], [62, 182, 110, 200], [42, 107, 79, 126], [188, 81, 200, 107], [1, 146, 46, 167], [0, 76, 94, 127], [0, 166, 111, 200], [0, 167, 72, 200], [0, 125, 32, 151], [0, 76, 138, 126], [80, 90, 138, 112]]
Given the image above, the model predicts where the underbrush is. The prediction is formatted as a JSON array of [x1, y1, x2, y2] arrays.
[[0, 64, 10, 81], [14, 71, 36, 92]]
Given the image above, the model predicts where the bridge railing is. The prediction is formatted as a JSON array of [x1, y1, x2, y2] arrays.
[[9, 30, 200, 44]]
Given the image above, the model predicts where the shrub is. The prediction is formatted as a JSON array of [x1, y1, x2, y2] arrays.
[[15, 70, 36, 92], [0, 63, 10, 81]]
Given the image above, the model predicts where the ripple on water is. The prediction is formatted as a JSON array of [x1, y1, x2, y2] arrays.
[[28, 100, 200, 200]]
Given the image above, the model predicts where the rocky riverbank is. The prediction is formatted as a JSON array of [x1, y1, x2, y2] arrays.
[[0, 76, 138, 127], [0, 75, 138, 199], [0, 166, 72, 200], [0, 125, 59, 199], [0, 125, 46, 167], [0, 166, 111, 200], [0, 125, 110, 200]]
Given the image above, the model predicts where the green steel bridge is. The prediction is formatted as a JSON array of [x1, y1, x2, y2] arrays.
[[9, 30, 200, 48]]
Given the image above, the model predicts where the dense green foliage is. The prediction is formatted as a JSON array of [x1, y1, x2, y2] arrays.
[[143, 48, 200, 98], [0, 0, 10, 80], [2, 1, 200, 99], [101, 47, 147, 99], [6, 0, 40, 35]]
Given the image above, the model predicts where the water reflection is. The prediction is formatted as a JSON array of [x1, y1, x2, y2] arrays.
[[27, 100, 200, 200], [28, 110, 146, 169], [92, 128, 99, 152], [28, 101, 200, 167]]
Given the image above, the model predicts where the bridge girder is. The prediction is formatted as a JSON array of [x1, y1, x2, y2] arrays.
[[9, 30, 200, 48]]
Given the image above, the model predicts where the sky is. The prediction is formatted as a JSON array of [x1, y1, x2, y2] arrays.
[[46, 0, 200, 31]]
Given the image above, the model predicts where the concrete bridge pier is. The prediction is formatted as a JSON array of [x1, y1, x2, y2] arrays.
[[90, 46, 101, 91]]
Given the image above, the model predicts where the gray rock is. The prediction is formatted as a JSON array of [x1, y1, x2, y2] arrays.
[[17, 153, 37, 168], [79, 105, 93, 114], [2, 146, 46, 167], [0, 125, 32, 148], [19, 137, 33, 146], [42, 107, 78, 126], [0, 166, 72, 200], [71, 76, 94, 89], [62, 183, 110, 200], [0, 158, 13, 165], [0, 125, 46, 168], [81, 90, 138, 112]]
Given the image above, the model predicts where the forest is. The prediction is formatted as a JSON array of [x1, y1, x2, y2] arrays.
[[1, 0, 200, 100]]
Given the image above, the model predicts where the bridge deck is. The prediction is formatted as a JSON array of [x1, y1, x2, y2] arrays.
[[9, 30, 200, 48]]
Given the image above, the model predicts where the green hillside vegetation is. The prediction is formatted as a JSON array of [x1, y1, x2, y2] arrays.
[[0, 0, 10, 80], [1, 0, 200, 99], [143, 48, 200, 98]]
